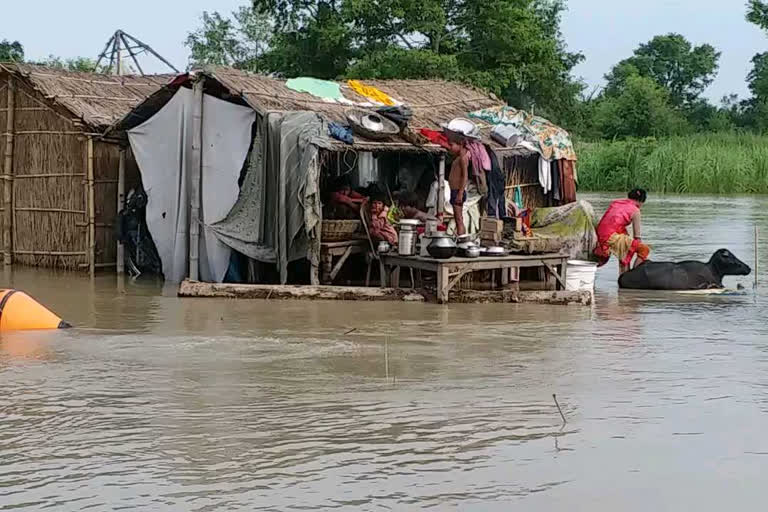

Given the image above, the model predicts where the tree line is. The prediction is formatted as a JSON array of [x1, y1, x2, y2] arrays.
[[4, 0, 768, 141], [0, 40, 98, 72]]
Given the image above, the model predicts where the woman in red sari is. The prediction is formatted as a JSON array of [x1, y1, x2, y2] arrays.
[[594, 188, 651, 274]]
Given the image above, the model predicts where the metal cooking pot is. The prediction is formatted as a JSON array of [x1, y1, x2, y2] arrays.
[[426, 234, 457, 259], [464, 246, 481, 258]]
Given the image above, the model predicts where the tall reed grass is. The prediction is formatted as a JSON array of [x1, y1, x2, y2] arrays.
[[577, 133, 768, 194]]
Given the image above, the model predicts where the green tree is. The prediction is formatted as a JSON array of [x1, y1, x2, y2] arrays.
[[185, 0, 583, 124], [745, 1, 768, 130], [605, 33, 720, 107], [0, 39, 24, 62], [262, 2, 354, 78], [593, 74, 687, 139], [185, 8, 272, 69], [34, 55, 100, 72]]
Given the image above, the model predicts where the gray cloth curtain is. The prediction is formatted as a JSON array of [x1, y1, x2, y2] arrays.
[[128, 88, 255, 283], [210, 111, 327, 283]]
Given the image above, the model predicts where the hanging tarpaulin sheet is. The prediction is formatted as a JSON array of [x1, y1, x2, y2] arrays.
[[210, 111, 328, 284], [127, 88, 256, 283]]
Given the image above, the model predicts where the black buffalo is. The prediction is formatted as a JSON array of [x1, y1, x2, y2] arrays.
[[618, 249, 752, 290]]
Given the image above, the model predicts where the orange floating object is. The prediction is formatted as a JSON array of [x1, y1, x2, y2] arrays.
[[0, 289, 71, 331]]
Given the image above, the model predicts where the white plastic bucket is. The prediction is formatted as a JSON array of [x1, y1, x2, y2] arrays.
[[566, 260, 597, 292]]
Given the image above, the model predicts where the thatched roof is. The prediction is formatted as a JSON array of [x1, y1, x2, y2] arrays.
[[110, 66, 541, 155], [0, 63, 173, 130], [207, 67, 520, 153], [208, 67, 500, 124]]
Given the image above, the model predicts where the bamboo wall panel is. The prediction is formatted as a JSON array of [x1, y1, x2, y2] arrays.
[[504, 155, 545, 210], [12, 85, 86, 268]]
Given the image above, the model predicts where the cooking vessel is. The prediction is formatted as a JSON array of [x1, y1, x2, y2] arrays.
[[463, 246, 481, 258], [426, 234, 457, 259], [483, 246, 506, 257]]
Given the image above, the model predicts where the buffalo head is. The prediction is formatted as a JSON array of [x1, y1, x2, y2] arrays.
[[710, 249, 751, 277]]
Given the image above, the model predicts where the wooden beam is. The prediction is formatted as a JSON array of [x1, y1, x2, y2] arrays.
[[3, 77, 14, 266], [179, 281, 427, 302], [177, 281, 592, 305], [542, 262, 566, 290], [189, 79, 203, 281], [437, 155, 446, 218], [329, 245, 354, 282], [117, 149, 125, 275]]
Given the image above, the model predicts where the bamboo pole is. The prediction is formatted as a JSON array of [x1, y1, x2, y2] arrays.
[[15, 207, 86, 214], [87, 137, 95, 277], [15, 173, 85, 179], [3, 77, 14, 266], [117, 149, 125, 274], [756, 226, 759, 288], [437, 155, 446, 218], [14, 250, 87, 256], [115, 33, 122, 76], [189, 80, 204, 281]]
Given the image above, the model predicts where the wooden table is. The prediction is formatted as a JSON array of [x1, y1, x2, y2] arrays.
[[320, 240, 371, 285], [379, 253, 569, 303]]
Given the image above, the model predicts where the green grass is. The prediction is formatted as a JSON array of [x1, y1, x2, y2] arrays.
[[576, 133, 768, 194]]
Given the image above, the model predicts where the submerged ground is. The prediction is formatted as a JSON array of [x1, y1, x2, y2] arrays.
[[1, 193, 766, 511]]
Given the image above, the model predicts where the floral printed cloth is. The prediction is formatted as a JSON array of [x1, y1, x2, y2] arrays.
[[468, 106, 577, 161]]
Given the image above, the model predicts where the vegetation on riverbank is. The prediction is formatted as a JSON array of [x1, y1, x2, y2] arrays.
[[576, 133, 768, 194]]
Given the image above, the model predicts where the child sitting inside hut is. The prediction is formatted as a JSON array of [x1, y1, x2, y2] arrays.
[[398, 192, 436, 223], [324, 177, 367, 220], [367, 194, 398, 246]]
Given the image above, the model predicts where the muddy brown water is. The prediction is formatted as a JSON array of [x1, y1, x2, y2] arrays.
[[1, 194, 767, 511]]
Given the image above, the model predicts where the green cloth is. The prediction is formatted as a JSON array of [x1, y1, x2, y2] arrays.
[[503, 200, 598, 260], [286, 77, 344, 101]]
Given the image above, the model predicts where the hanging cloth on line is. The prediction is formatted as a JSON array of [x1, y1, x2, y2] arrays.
[[538, 156, 551, 194], [514, 186, 524, 210], [465, 140, 491, 179], [347, 80, 396, 106]]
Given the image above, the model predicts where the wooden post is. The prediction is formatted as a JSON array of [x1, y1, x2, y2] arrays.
[[756, 226, 759, 288], [189, 79, 203, 281], [437, 154, 446, 218], [3, 78, 15, 266], [116, 148, 125, 274], [87, 137, 95, 277], [115, 34, 122, 76]]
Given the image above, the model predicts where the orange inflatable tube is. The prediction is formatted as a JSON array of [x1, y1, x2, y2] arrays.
[[0, 290, 71, 331]]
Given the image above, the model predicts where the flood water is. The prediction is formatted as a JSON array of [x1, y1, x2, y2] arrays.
[[1, 193, 767, 511]]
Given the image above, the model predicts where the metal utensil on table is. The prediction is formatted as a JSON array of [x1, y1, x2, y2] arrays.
[[377, 241, 391, 254], [484, 246, 506, 257], [426, 233, 457, 259], [464, 246, 481, 258], [398, 220, 419, 256]]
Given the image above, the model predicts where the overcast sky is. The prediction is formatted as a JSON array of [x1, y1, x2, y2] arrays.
[[1, 0, 765, 102]]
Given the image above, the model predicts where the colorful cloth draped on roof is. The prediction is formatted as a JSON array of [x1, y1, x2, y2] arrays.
[[347, 80, 396, 106], [286, 77, 345, 102], [468, 106, 577, 161]]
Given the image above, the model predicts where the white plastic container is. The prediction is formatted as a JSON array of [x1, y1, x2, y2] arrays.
[[566, 260, 597, 292]]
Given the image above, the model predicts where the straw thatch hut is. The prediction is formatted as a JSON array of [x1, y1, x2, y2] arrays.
[[0, 63, 170, 272], [111, 67, 570, 284]]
